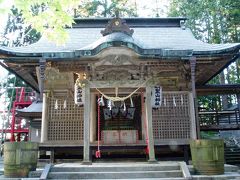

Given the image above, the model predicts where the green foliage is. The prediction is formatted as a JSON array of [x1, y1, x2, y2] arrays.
[[2, 6, 41, 47], [76, 0, 137, 17], [14, 0, 80, 44], [3, 74, 28, 103], [168, 0, 240, 43], [0, 0, 80, 45], [200, 131, 219, 139], [168, 0, 240, 112], [1, 0, 137, 44], [198, 95, 222, 111]]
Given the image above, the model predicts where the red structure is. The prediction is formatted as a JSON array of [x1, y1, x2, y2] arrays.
[[0, 87, 34, 142]]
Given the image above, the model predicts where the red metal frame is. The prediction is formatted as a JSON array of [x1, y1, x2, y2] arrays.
[[0, 87, 33, 142]]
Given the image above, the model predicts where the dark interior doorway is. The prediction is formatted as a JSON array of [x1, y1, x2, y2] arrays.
[[96, 94, 142, 141]]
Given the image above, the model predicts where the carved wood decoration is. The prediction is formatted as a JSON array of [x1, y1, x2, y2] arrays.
[[93, 54, 142, 83], [46, 49, 193, 95], [95, 54, 138, 66], [45, 67, 74, 90], [101, 18, 134, 36]]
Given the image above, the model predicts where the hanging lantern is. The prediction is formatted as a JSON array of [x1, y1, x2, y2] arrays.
[[74, 84, 85, 106], [151, 86, 162, 108]]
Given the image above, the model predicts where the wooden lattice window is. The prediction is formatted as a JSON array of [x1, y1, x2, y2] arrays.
[[152, 92, 191, 140], [47, 96, 84, 141]]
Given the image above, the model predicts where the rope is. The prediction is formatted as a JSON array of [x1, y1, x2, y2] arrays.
[[141, 91, 149, 154], [87, 79, 149, 102], [95, 87, 141, 102], [95, 94, 101, 158], [86, 79, 149, 101]]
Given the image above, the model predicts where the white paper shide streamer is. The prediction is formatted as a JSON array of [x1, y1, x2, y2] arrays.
[[173, 96, 176, 107], [181, 95, 184, 105], [54, 100, 58, 109], [63, 100, 67, 109]]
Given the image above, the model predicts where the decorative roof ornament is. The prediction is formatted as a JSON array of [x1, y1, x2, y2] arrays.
[[101, 11, 134, 36]]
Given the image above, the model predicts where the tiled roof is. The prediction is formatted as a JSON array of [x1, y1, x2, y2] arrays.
[[0, 23, 239, 57], [16, 101, 42, 113]]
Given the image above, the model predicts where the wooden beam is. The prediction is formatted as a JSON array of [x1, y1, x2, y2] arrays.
[[89, 80, 146, 88]]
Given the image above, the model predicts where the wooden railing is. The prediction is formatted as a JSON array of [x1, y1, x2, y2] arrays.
[[199, 110, 240, 131]]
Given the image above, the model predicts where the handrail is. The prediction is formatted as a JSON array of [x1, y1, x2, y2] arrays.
[[40, 164, 52, 180]]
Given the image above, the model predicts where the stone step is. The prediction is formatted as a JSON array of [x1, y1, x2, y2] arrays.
[[226, 160, 240, 163], [224, 165, 239, 172], [51, 164, 180, 172], [192, 172, 240, 180], [225, 154, 240, 160], [225, 152, 240, 155], [225, 150, 240, 153], [225, 148, 240, 151], [47, 170, 183, 179], [188, 164, 239, 174], [49, 178, 186, 180]]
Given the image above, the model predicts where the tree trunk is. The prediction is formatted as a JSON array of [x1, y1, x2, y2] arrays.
[[220, 72, 228, 110]]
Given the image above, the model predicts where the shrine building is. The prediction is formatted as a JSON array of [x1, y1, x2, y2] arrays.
[[0, 17, 239, 163]]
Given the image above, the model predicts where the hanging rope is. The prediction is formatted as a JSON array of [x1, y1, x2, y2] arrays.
[[87, 79, 149, 102], [95, 94, 101, 158], [141, 91, 149, 154], [95, 86, 141, 102]]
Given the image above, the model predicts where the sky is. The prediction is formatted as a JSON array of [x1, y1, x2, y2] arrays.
[[136, 0, 169, 17]]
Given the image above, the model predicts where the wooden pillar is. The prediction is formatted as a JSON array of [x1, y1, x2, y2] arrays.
[[190, 57, 200, 139], [146, 86, 156, 162], [237, 93, 240, 122], [50, 148, 55, 164], [83, 83, 92, 164], [90, 93, 96, 142], [39, 58, 46, 101], [41, 93, 48, 143], [189, 92, 197, 139]]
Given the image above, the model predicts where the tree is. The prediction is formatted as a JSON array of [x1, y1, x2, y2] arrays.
[[0, 0, 80, 44], [2, 6, 40, 47], [75, 0, 137, 18], [168, 0, 240, 110]]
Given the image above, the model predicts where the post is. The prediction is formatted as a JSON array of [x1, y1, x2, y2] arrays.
[[237, 93, 240, 123], [41, 93, 48, 143], [145, 86, 156, 162], [83, 83, 91, 164], [39, 58, 46, 101], [90, 93, 96, 142], [190, 57, 200, 139]]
